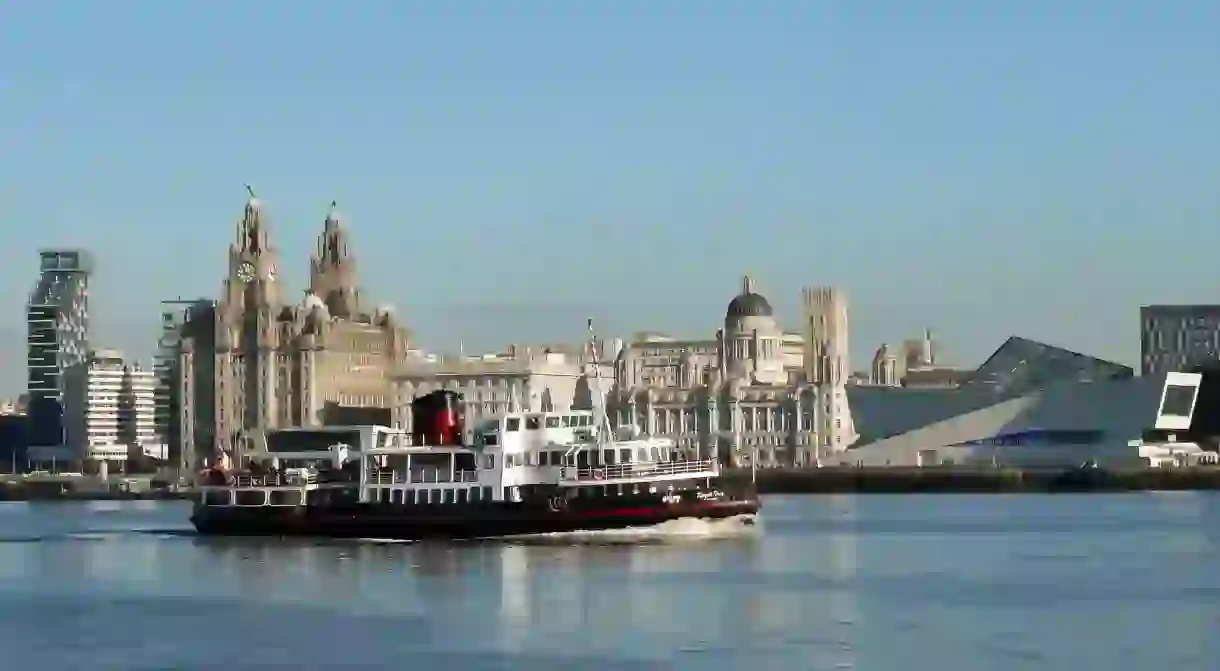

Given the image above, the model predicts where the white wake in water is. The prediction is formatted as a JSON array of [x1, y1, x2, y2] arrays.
[[494, 513, 761, 545]]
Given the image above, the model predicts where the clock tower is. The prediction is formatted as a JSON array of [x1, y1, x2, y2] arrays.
[[214, 187, 283, 457]]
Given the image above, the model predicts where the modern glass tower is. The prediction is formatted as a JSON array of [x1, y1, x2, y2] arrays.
[[26, 250, 92, 463]]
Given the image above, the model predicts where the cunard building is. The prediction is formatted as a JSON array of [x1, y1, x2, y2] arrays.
[[175, 192, 409, 469], [608, 277, 857, 468]]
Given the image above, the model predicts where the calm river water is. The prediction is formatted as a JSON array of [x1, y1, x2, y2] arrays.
[[0, 494, 1216, 669]]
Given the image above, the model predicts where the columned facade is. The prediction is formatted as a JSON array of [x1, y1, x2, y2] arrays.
[[609, 276, 839, 468]]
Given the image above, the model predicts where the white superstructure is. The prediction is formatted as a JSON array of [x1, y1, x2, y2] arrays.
[[201, 413, 717, 508]]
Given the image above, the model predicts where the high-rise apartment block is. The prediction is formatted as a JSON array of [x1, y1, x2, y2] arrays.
[[83, 350, 125, 458], [26, 250, 91, 463], [121, 360, 158, 457], [82, 350, 158, 462], [1140, 305, 1220, 376]]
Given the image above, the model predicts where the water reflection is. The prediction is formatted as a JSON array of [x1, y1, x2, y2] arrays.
[[0, 497, 1218, 669], [823, 495, 861, 669]]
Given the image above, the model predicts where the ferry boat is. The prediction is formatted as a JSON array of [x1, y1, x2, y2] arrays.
[[191, 322, 759, 540]]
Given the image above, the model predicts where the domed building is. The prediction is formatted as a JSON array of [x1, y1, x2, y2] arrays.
[[608, 276, 856, 468], [173, 194, 410, 468]]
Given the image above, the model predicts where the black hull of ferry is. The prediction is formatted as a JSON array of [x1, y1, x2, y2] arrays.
[[191, 487, 759, 541]]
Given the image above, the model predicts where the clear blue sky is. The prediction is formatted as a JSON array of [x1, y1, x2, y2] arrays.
[[1, 2, 1217, 395]]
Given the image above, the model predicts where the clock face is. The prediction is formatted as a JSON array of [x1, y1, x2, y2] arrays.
[[236, 261, 255, 283]]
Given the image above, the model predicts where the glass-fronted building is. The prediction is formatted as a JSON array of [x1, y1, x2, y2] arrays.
[[26, 250, 92, 462], [1140, 304, 1220, 377]]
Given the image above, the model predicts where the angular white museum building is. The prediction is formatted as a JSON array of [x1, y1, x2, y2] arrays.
[[841, 337, 1216, 468]]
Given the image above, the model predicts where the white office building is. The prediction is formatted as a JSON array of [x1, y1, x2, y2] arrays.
[[85, 350, 126, 460], [123, 362, 160, 459], [76, 350, 162, 465]]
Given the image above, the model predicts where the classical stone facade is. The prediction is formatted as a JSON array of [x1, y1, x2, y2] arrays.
[[609, 277, 854, 468], [176, 194, 409, 468], [393, 350, 614, 435]]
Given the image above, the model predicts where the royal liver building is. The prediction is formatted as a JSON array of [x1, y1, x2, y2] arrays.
[[607, 277, 856, 468], [174, 192, 410, 469]]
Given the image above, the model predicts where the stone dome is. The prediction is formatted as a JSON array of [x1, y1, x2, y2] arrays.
[[726, 275, 774, 319], [726, 292, 774, 319]]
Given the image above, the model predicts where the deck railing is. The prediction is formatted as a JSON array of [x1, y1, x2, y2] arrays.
[[561, 459, 718, 483], [367, 469, 479, 485], [232, 473, 317, 488]]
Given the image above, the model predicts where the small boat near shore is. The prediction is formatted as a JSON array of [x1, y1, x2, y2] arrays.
[[191, 321, 759, 540]]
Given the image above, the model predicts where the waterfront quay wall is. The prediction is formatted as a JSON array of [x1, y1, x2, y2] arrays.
[[723, 466, 1220, 493]]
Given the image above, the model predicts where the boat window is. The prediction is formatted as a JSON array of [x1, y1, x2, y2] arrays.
[[560, 416, 570, 427], [650, 447, 660, 461], [602, 449, 615, 465], [203, 490, 230, 506], [538, 451, 549, 466], [482, 454, 495, 469], [444, 489, 455, 504], [483, 433, 499, 447], [526, 416, 542, 430], [391, 489, 403, 504], [470, 487, 481, 502], [270, 490, 302, 506], [619, 448, 632, 463], [524, 452, 536, 467], [637, 448, 648, 462], [506, 418, 521, 432], [235, 490, 266, 506], [577, 451, 590, 468], [545, 416, 560, 428], [579, 416, 591, 427], [457, 488, 468, 504], [482, 486, 493, 501], [550, 450, 564, 466]]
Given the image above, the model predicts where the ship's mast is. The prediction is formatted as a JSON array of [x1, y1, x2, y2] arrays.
[[586, 318, 615, 449]]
